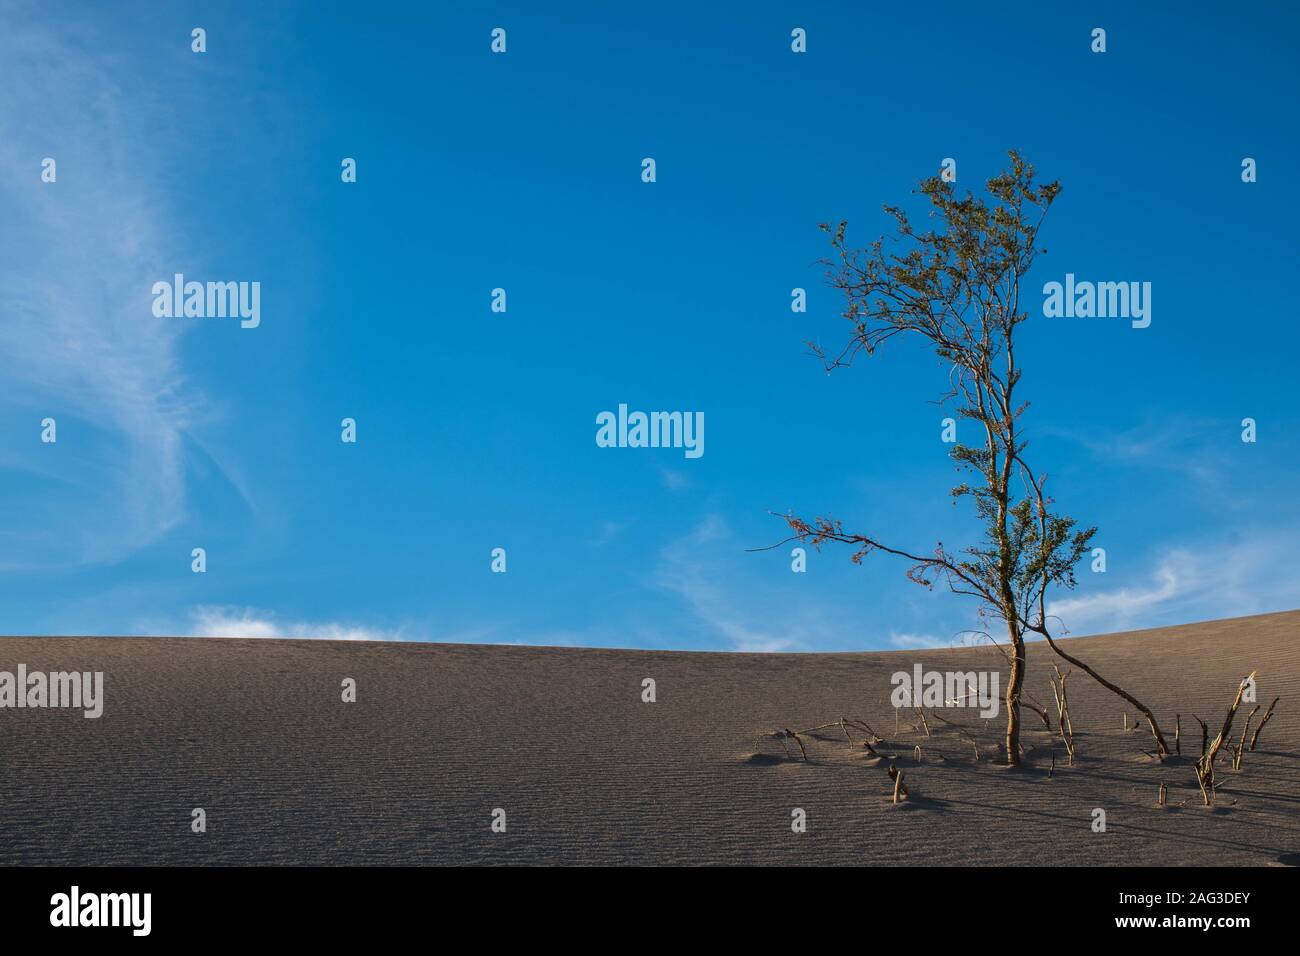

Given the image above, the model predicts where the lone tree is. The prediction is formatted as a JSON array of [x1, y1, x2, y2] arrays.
[[778, 151, 1170, 766]]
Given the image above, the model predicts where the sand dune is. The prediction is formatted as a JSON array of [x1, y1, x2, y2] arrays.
[[1, 610, 1297, 865]]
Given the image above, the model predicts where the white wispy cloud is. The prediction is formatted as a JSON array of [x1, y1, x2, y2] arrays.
[[188, 606, 404, 643], [658, 466, 690, 492], [587, 519, 630, 547], [660, 570, 805, 652], [0, 11, 198, 568], [1046, 532, 1300, 636], [1044, 416, 1233, 492], [654, 514, 823, 652], [889, 631, 993, 650], [889, 632, 951, 650]]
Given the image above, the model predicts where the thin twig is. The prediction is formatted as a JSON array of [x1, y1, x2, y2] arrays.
[[1249, 697, 1279, 751]]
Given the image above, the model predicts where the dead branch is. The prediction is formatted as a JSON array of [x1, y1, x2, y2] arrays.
[[887, 763, 909, 803], [1194, 764, 1213, 806], [1205, 673, 1256, 763], [841, 717, 883, 743], [781, 728, 809, 763], [1193, 673, 1256, 805], [793, 721, 842, 737], [1049, 666, 1076, 765], [840, 718, 886, 756], [1194, 716, 1208, 759], [1022, 694, 1052, 731], [1249, 697, 1279, 751], [1233, 706, 1259, 771]]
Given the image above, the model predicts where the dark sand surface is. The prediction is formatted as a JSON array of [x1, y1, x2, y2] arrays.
[[1, 610, 1297, 865]]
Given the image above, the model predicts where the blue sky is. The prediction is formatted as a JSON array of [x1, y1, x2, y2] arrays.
[[1, 1, 1297, 651]]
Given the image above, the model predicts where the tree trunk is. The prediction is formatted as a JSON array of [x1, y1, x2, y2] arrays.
[[1005, 626, 1025, 766]]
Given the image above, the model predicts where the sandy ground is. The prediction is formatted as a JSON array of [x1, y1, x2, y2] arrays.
[[0, 610, 1296, 865]]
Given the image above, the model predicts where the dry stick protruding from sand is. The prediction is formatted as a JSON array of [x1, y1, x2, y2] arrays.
[[1190, 715, 1213, 798], [1250, 697, 1280, 751], [803, 717, 878, 750], [1158, 782, 1167, 807], [1049, 677, 1064, 722], [781, 729, 809, 763], [791, 719, 860, 741], [1049, 666, 1076, 766], [788, 718, 886, 757], [831, 717, 886, 755], [1232, 706, 1260, 771], [841, 717, 884, 743], [1206, 673, 1257, 759], [887, 763, 909, 804], [1193, 673, 1257, 806], [913, 706, 932, 738], [1022, 694, 1052, 731], [772, 732, 795, 761], [1175, 714, 1181, 755], [793, 718, 881, 745]]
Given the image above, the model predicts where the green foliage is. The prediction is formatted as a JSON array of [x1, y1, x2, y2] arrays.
[[797, 151, 1091, 634]]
